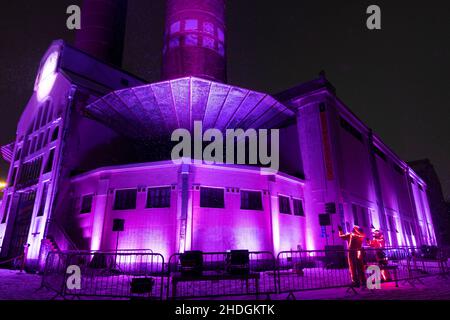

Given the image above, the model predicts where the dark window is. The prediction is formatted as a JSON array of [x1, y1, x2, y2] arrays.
[[113, 189, 137, 210], [35, 108, 43, 131], [17, 157, 43, 188], [51, 126, 59, 141], [393, 164, 404, 175], [37, 133, 44, 151], [9, 167, 17, 186], [41, 102, 49, 127], [200, 187, 225, 208], [373, 146, 387, 161], [1, 195, 11, 224], [14, 148, 21, 161], [37, 184, 49, 217], [278, 195, 291, 214], [44, 148, 55, 173], [30, 136, 37, 154], [360, 207, 369, 228], [240, 191, 263, 211], [146, 187, 171, 208], [418, 184, 423, 191], [46, 106, 53, 124], [340, 117, 363, 142], [80, 194, 93, 214], [44, 129, 50, 145], [293, 199, 305, 216], [388, 216, 397, 232], [404, 221, 412, 235]]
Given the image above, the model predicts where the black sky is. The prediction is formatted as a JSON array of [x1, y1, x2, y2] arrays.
[[0, 0, 449, 198]]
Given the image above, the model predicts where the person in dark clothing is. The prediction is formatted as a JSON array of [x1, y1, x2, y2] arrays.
[[338, 225, 366, 287]]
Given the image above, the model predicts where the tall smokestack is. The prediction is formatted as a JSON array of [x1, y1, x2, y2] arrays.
[[162, 0, 227, 83], [74, 0, 128, 67]]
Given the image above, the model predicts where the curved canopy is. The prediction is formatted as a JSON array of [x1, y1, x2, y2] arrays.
[[86, 77, 294, 139]]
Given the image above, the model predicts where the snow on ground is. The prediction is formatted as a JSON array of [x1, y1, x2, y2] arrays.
[[0, 268, 449, 300]]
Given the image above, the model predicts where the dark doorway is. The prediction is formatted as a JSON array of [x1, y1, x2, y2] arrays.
[[7, 190, 36, 258]]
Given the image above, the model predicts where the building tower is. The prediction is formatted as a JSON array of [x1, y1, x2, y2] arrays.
[[74, 0, 128, 66], [162, 0, 227, 82]]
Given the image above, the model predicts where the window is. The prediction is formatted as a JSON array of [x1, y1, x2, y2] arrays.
[[184, 19, 198, 31], [202, 36, 215, 49], [293, 199, 305, 216], [360, 207, 369, 228], [44, 148, 55, 173], [146, 187, 171, 208], [185, 34, 198, 46], [340, 117, 363, 142], [352, 204, 370, 228], [44, 129, 50, 145], [169, 37, 180, 48], [37, 184, 49, 217], [278, 195, 291, 214], [218, 42, 225, 57], [170, 21, 181, 34], [203, 22, 214, 35], [388, 216, 397, 232], [80, 194, 93, 214], [9, 167, 17, 186], [1, 195, 11, 224], [240, 191, 263, 211], [17, 157, 43, 187], [35, 108, 43, 131], [113, 189, 137, 210], [200, 187, 224, 208], [373, 146, 387, 161], [404, 221, 412, 235], [51, 126, 59, 141], [30, 136, 37, 154], [41, 103, 49, 127], [393, 164, 404, 175], [14, 148, 21, 161], [217, 28, 225, 42]]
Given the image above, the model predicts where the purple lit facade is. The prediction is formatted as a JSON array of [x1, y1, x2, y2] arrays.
[[0, 0, 436, 269]]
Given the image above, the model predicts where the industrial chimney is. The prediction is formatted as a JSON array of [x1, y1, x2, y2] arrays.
[[162, 0, 227, 83], [74, 0, 128, 67]]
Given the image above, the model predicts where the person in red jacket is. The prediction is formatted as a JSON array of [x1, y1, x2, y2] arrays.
[[338, 225, 366, 287], [366, 230, 391, 281]]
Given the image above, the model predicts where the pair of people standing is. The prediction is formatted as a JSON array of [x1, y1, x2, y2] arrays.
[[338, 225, 391, 287]]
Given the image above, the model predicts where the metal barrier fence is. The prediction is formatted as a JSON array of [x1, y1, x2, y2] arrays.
[[277, 247, 411, 295], [166, 251, 277, 299], [41, 251, 165, 300], [394, 246, 449, 280], [40, 246, 449, 300]]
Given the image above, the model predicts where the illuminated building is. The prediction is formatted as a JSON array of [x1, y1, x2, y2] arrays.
[[0, 0, 436, 268]]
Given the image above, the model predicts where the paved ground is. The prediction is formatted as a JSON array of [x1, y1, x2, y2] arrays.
[[0, 268, 449, 300]]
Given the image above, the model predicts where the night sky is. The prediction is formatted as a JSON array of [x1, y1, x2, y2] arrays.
[[0, 0, 449, 199]]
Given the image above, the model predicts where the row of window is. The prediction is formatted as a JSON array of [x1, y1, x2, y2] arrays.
[[166, 35, 225, 57], [80, 187, 173, 214], [32, 101, 53, 133], [340, 117, 363, 142], [79, 187, 305, 217], [278, 195, 305, 216], [10, 148, 55, 188], [169, 20, 225, 42], [19, 126, 59, 160], [339, 114, 412, 181]]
